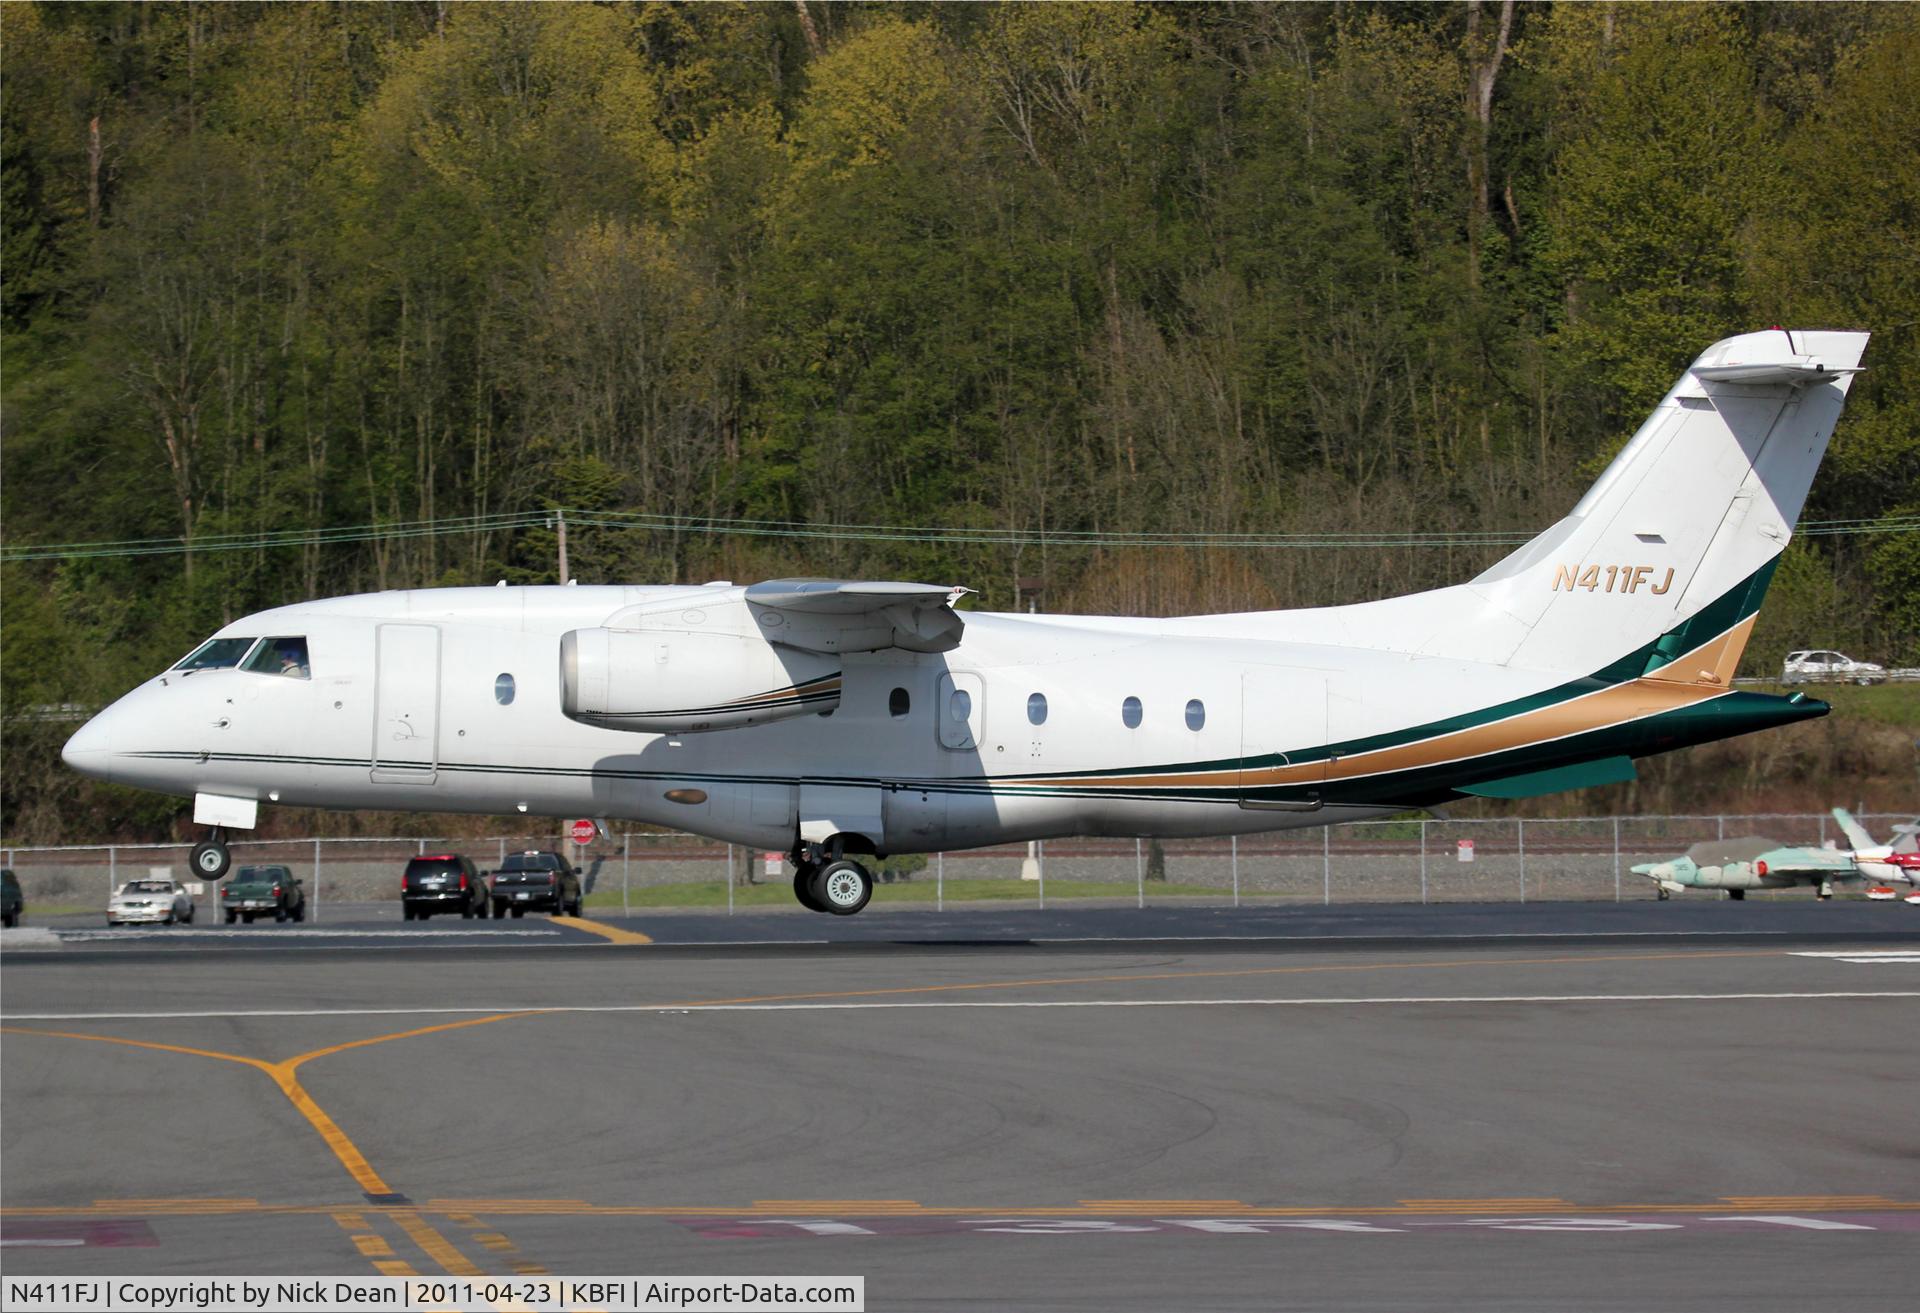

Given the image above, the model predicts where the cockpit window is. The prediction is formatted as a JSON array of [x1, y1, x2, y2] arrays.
[[243, 636, 311, 680], [173, 637, 257, 671]]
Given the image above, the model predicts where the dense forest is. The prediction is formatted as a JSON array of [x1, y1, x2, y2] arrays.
[[3, 2, 1916, 842]]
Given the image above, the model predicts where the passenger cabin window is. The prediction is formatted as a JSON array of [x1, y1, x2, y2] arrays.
[[495, 673, 517, 705], [1121, 696, 1143, 729], [889, 687, 910, 718], [243, 636, 311, 679], [1027, 692, 1048, 726], [1185, 698, 1206, 731], [174, 637, 257, 672], [948, 688, 973, 722]]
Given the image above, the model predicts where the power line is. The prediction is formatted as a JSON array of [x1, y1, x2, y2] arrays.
[[3, 510, 1916, 564]]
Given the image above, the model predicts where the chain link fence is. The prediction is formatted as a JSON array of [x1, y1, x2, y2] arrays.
[[3, 813, 1908, 919]]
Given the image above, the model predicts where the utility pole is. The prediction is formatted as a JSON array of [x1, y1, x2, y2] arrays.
[[555, 509, 569, 583]]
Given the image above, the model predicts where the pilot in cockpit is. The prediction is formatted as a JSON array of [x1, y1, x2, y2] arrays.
[[273, 639, 310, 679]]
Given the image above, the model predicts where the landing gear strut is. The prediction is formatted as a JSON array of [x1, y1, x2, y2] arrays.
[[190, 828, 231, 881]]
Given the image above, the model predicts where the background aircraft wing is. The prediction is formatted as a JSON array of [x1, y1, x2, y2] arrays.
[[1685, 836, 1780, 865], [744, 579, 972, 654]]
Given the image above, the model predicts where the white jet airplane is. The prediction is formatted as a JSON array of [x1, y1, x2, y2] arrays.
[[62, 329, 1868, 915]]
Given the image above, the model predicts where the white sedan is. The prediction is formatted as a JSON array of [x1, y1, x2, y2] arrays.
[[106, 878, 195, 926], [1781, 650, 1886, 685]]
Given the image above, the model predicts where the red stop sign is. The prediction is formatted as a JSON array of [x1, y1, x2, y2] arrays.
[[570, 818, 598, 846]]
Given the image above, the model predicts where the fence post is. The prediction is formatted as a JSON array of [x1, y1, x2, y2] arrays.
[[1518, 820, 1526, 904], [622, 834, 630, 918], [1231, 835, 1239, 909], [1038, 839, 1045, 911], [725, 843, 734, 916], [937, 851, 944, 912], [1136, 838, 1144, 909], [1323, 826, 1331, 906], [312, 838, 322, 923], [417, 839, 425, 857], [1717, 814, 1725, 841], [498, 837, 506, 867], [1419, 820, 1428, 905], [1613, 816, 1622, 902]]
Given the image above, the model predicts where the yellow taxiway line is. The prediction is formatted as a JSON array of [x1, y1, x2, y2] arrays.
[[550, 915, 653, 945]]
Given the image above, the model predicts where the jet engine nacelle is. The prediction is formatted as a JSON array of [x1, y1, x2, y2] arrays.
[[560, 628, 840, 733]]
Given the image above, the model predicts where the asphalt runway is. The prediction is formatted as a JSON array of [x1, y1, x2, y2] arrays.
[[4, 903, 1918, 1311]]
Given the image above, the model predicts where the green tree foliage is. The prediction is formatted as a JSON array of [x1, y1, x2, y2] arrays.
[[3, 2, 1916, 841]]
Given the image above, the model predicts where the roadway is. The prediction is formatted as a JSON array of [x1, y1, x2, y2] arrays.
[[3, 902, 1917, 1310]]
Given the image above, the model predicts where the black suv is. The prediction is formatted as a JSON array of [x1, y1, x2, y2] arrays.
[[402, 854, 489, 920], [490, 851, 582, 918]]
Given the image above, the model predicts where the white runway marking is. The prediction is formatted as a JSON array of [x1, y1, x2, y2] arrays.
[[1790, 950, 1920, 964], [54, 927, 563, 942], [5, 991, 1916, 1023]]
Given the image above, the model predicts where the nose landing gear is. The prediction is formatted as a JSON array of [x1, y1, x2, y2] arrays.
[[190, 829, 231, 881]]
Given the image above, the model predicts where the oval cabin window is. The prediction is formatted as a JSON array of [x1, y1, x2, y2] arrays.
[[1027, 692, 1048, 726], [1185, 698, 1206, 731], [1121, 696, 1143, 729], [889, 687, 911, 718], [495, 673, 516, 706]]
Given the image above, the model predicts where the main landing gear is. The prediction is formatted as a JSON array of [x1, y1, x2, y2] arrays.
[[790, 842, 874, 916], [190, 828, 232, 881]]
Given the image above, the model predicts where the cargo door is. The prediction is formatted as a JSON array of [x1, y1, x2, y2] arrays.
[[1238, 670, 1326, 811]]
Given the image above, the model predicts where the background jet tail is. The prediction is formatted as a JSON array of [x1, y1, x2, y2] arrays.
[[1832, 807, 1877, 851], [1461, 329, 1869, 679]]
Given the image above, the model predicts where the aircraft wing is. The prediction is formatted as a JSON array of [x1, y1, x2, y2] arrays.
[[1684, 836, 1780, 866], [1831, 808, 1877, 851], [744, 578, 973, 654]]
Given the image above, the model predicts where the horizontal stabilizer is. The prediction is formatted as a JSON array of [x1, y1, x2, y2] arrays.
[[1460, 756, 1635, 799]]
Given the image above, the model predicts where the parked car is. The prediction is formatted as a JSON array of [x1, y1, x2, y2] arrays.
[[1782, 650, 1886, 685], [221, 865, 306, 924], [490, 850, 582, 918], [402, 853, 488, 920], [1, 869, 22, 928], [108, 877, 195, 926]]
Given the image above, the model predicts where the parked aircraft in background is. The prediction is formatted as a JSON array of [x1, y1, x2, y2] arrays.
[[1633, 808, 1920, 900], [62, 330, 1870, 916]]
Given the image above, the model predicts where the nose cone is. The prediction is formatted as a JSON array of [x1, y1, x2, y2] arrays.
[[62, 710, 114, 781]]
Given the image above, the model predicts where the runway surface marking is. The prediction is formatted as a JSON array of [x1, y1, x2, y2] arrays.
[[8, 990, 1917, 1022], [549, 915, 654, 945], [0, 945, 1822, 1025], [53, 927, 563, 941], [1790, 949, 1920, 964], [0, 1015, 540, 1278], [6, 1199, 1916, 1220]]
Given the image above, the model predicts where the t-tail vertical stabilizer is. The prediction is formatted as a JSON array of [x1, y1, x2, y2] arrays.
[[1460, 329, 1868, 681]]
